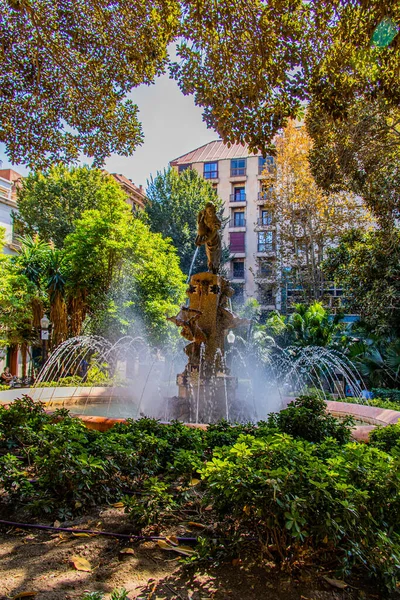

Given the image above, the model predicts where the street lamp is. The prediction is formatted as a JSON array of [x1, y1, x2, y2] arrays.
[[40, 314, 50, 365], [227, 330, 235, 345]]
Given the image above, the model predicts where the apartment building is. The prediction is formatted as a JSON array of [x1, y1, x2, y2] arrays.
[[170, 141, 279, 311], [111, 173, 147, 212], [0, 168, 23, 255]]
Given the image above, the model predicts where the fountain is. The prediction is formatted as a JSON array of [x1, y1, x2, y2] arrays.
[[164, 202, 250, 422], [3, 201, 364, 424]]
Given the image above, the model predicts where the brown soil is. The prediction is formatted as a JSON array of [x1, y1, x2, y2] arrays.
[[0, 508, 394, 600]]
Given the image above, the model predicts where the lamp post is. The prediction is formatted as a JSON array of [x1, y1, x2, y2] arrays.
[[40, 314, 50, 366]]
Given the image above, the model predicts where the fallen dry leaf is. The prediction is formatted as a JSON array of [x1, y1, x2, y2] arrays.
[[112, 501, 124, 508], [70, 555, 92, 572], [323, 577, 348, 589], [53, 520, 61, 528], [157, 539, 195, 557], [12, 593, 38, 599], [188, 522, 207, 529], [72, 532, 95, 538], [119, 548, 135, 555], [189, 478, 200, 486]]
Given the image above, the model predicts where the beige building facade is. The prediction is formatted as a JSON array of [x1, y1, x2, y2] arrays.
[[171, 141, 279, 311]]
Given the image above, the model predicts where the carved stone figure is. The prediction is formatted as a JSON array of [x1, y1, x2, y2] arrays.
[[195, 202, 222, 274]]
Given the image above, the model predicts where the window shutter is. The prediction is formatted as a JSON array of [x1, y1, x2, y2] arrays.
[[230, 232, 245, 252]]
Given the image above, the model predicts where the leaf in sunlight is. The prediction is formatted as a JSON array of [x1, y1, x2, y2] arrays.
[[70, 555, 92, 572]]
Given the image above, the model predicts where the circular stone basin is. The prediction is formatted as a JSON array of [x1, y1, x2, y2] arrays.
[[1, 389, 400, 442]]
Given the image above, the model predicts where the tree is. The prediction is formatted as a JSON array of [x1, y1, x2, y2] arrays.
[[1, 1, 398, 165], [265, 302, 344, 348], [0, 229, 36, 348], [88, 219, 186, 344], [322, 228, 400, 336], [145, 167, 223, 275], [262, 120, 370, 307], [16, 166, 129, 248], [0, 0, 179, 167], [307, 97, 400, 227]]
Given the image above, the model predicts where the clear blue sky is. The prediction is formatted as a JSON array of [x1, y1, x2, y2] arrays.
[[0, 73, 218, 189]]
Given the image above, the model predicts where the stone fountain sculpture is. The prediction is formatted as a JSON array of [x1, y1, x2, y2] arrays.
[[166, 202, 248, 423]]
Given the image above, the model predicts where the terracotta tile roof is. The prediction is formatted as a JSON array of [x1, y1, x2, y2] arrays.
[[170, 140, 261, 166]]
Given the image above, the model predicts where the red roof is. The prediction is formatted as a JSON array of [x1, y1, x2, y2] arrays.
[[170, 140, 260, 166]]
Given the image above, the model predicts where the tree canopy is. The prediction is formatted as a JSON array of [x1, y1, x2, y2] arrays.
[[16, 165, 128, 248], [262, 120, 370, 306], [1, 0, 398, 165], [307, 97, 400, 227], [322, 228, 400, 336], [7, 166, 186, 348], [145, 167, 222, 275]]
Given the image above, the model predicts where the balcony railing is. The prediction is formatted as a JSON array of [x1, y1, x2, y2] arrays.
[[258, 296, 275, 306], [256, 269, 275, 279], [229, 193, 246, 202], [257, 217, 273, 227], [257, 244, 274, 253], [258, 164, 276, 175], [232, 269, 245, 279], [257, 192, 273, 203], [229, 218, 246, 228], [230, 168, 246, 177]]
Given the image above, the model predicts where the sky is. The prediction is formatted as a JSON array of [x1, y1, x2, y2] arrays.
[[0, 73, 218, 189]]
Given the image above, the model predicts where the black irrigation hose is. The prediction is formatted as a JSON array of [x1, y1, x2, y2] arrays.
[[0, 519, 198, 543]]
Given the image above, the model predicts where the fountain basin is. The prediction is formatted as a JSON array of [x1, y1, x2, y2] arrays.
[[0, 386, 135, 407], [2, 391, 400, 442]]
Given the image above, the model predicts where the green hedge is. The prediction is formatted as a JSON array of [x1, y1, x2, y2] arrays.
[[372, 388, 400, 403], [0, 394, 399, 590]]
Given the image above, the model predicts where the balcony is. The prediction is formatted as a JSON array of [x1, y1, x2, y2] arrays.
[[255, 268, 275, 280], [229, 193, 246, 203], [256, 192, 273, 204], [257, 217, 273, 227], [232, 268, 245, 280], [257, 244, 275, 254], [230, 167, 247, 177], [229, 218, 246, 228]]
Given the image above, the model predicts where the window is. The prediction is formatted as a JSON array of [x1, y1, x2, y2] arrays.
[[258, 156, 275, 174], [260, 210, 272, 225], [258, 285, 274, 306], [230, 187, 246, 202], [230, 232, 245, 253], [258, 231, 273, 252], [204, 161, 218, 179], [233, 211, 245, 227], [232, 259, 245, 279], [178, 164, 191, 173], [258, 260, 274, 277], [231, 158, 246, 177]]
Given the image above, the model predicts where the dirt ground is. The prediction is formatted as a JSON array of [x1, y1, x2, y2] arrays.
[[0, 507, 394, 600]]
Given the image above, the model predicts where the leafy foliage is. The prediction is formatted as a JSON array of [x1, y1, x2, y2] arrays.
[[16, 166, 128, 248], [145, 167, 223, 275], [263, 121, 370, 307], [266, 302, 344, 348], [0, 0, 178, 167], [11, 166, 186, 346], [323, 228, 400, 336], [2, 2, 398, 165], [307, 97, 400, 227], [0, 228, 37, 346], [372, 388, 400, 403], [267, 394, 354, 444], [200, 435, 400, 590], [1, 394, 400, 589]]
